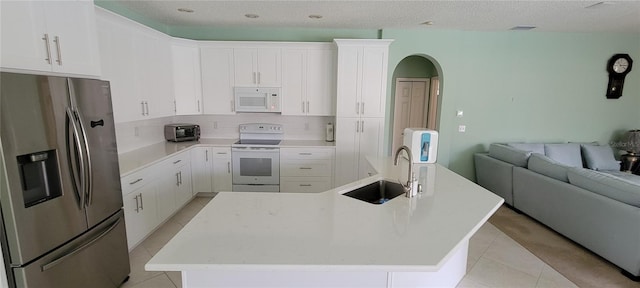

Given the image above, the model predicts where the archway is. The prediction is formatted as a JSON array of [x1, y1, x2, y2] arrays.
[[389, 55, 442, 154]]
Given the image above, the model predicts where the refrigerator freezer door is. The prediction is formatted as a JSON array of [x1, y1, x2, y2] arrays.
[[12, 210, 130, 288], [68, 78, 123, 228], [0, 73, 87, 265]]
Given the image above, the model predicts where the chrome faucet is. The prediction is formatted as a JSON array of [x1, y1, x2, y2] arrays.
[[394, 145, 417, 198]]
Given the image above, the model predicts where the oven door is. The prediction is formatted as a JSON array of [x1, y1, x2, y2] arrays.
[[232, 147, 280, 185]]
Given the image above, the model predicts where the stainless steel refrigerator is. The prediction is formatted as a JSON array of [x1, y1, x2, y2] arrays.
[[0, 72, 130, 287]]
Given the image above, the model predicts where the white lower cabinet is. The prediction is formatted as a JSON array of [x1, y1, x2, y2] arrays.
[[280, 148, 335, 193], [211, 148, 233, 192], [191, 147, 232, 193], [121, 168, 159, 250], [335, 117, 384, 187], [121, 151, 193, 250]]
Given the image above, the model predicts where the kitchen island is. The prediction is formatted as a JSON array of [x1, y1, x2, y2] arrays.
[[146, 157, 503, 287]]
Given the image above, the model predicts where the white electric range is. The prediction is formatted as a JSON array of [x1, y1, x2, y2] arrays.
[[231, 123, 283, 192]]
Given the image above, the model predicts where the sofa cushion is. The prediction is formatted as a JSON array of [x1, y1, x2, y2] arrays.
[[488, 143, 531, 167], [568, 167, 640, 208], [507, 143, 545, 155], [544, 143, 583, 168], [580, 144, 620, 171], [527, 153, 570, 182]]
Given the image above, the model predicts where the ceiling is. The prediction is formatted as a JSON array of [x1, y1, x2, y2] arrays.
[[110, 1, 640, 33]]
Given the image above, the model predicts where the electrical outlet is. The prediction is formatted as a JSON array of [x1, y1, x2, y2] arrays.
[[458, 125, 466, 133]]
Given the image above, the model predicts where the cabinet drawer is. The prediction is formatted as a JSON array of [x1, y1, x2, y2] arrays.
[[211, 147, 231, 158], [281, 160, 332, 177], [164, 151, 190, 168], [280, 148, 335, 160], [280, 177, 332, 193], [121, 169, 151, 195]]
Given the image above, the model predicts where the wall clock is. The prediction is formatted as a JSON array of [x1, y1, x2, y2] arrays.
[[606, 54, 633, 99]]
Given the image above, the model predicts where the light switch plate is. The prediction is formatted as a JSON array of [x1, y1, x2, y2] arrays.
[[456, 110, 464, 117]]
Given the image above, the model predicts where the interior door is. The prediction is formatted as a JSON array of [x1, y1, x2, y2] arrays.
[[69, 78, 123, 228], [0, 73, 87, 265]]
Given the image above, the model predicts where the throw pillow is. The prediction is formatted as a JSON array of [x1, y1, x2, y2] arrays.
[[544, 143, 583, 168], [581, 144, 620, 171]]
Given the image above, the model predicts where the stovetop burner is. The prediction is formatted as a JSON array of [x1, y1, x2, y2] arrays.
[[233, 139, 281, 146], [234, 123, 283, 147]]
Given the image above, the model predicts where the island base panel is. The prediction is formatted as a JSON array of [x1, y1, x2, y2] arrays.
[[181, 240, 468, 288]]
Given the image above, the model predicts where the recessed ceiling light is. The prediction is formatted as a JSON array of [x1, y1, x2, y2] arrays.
[[245, 14, 259, 19], [422, 21, 434, 26], [509, 26, 537, 31], [309, 15, 323, 19], [177, 8, 194, 13]]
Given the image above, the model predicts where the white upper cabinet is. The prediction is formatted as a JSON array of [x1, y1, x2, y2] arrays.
[[96, 7, 173, 123], [200, 46, 236, 115], [1, 0, 100, 77], [172, 40, 203, 115], [282, 45, 335, 116], [234, 47, 281, 87], [335, 40, 392, 118]]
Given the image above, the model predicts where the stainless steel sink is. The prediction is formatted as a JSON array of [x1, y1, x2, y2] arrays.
[[342, 180, 405, 204]]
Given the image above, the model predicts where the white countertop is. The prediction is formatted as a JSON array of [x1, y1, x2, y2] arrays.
[[145, 157, 503, 272], [118, 138, 335, 176], [118, 138, 237, 176]]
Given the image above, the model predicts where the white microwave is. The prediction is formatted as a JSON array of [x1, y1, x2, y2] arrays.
[[234, 87, 281, 113]]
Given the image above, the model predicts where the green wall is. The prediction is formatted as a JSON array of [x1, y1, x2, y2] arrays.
[[382, 29, 640, 179], [94, 1, 640, 180]]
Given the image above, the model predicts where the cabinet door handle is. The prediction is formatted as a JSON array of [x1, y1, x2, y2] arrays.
[[176, 173, 180, 186], [179, 171, 182, 185], [216, 152, 227, 155], [356, 102, 360, 114], [257, 72, 261, 84], [205, 150, 209, 161], [306, 101, 310, 113], [173, 100, 177, 112], [227, 162, 231, 174], [361, 102, 364, 114], [42, 34, 52, 64], [231, 100, 235, 112], [197, 100, 201, 112], [356, 121, 359, 133], [299, 153, 312, 156], [53, 36, 62, 65], [300, 184, 312, 187], [299, 167, 312, 170], [302, 102, 305, 113], [361, 120, 364, 132], [173, 160, 182, 164], [144, 102, 149, 116], [129, 178, 143, 185], [134, 195, 139, 213], [139, 193, 144, 210], [141, 101, 145, 116]]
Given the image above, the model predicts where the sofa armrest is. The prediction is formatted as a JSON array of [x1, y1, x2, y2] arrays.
[[474, 153, 514, 206]]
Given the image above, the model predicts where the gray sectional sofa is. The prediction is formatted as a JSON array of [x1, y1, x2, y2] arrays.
[[474, 142, 640, 278]]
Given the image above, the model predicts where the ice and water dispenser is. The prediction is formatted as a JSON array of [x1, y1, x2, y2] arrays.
[[16, 150, 62, 207]]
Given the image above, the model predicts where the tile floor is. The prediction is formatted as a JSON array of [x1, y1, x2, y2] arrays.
[[123, 196, 577, 288]]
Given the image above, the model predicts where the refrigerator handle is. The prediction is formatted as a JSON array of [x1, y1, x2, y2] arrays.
[[41, 216, 122, 272], [66, 107, 86, 209], [75, 109, 93, 207], [68, 79, 93, 207]]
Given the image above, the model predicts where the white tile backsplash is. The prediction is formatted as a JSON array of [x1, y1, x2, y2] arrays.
[[115, 114, 334, 153]]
